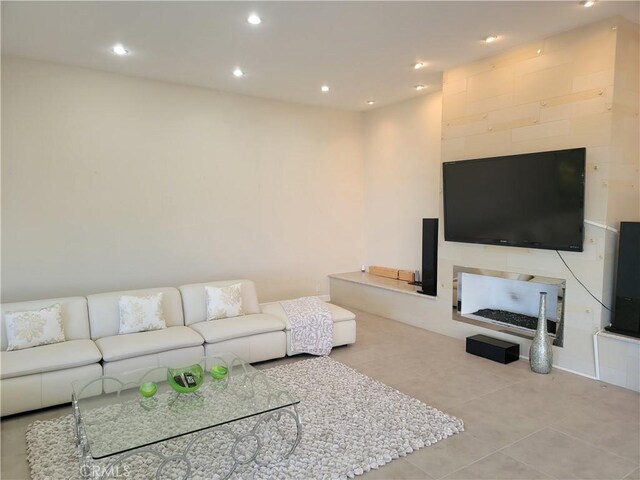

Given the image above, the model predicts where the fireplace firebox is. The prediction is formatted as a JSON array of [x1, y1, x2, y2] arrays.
[[452, 266, 565, 347]]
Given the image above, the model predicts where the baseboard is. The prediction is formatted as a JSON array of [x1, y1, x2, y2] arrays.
[[518, 355, 597, 380]]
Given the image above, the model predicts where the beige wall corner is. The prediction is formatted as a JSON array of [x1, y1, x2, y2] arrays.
[[362, 92, 442, 272]]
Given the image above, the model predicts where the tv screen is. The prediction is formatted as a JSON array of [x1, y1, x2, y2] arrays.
[[443, 148, 585, 252]]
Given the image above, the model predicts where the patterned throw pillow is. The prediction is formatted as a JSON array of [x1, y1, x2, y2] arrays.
[[205, 283, 243, 320], [118, 293, 167, 334], [5, 303, 66, 351]]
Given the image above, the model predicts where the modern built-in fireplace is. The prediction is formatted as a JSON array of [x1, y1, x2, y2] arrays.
[[452, 266, 565, 347]]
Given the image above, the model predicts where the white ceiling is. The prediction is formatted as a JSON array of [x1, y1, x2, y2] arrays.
[[2, 1, 638, 111]]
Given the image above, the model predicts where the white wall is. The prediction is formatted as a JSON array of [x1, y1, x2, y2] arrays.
[[362, 93, 442, 272], [1, 57, 365, 302]]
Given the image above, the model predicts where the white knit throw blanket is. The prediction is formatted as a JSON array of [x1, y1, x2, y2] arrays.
[[280, 297, 333, 356]]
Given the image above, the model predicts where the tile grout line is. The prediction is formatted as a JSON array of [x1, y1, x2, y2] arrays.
[[494, 427, 562, 480], [545, 425, 640, 474], [447, 373, 530, 408], [421, 427, 550, 480]]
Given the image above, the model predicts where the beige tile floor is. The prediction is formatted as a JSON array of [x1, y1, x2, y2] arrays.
[[2, 307, 639, 479]]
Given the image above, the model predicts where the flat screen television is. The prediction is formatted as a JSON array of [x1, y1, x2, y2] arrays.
[[442, 148, 585, 252]]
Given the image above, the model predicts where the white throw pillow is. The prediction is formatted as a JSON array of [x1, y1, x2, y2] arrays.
[[5, 303, 66, 351], [206, 283, 243, 320], [118, 293, 167, 334]]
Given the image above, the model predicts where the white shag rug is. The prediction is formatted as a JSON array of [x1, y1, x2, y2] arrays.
[[26, 357, 463, 479]]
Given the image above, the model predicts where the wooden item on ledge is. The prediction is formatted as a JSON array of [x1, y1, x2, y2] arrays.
[[368, 266, 399, 279], [398, 270, 415, 283]]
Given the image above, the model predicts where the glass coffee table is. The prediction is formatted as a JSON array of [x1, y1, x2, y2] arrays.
[[72, 354, 301, 479]]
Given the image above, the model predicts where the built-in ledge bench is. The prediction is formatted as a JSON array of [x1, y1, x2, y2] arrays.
[[329, 272, 436, 297], [328, 272, 437, 330]]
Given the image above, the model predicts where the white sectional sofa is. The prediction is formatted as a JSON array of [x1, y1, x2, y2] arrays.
[[0, 297, 102, 416], [87, 287, 204, 380], [179, 280, 287, 363], [0, 279, 356, 416]]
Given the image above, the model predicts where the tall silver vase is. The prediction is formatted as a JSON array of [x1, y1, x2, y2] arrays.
[[530, 292, 553, 374]]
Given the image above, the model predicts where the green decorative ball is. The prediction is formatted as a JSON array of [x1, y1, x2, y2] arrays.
[[210, 365, 228, 380], [139, 381, 158, 398]]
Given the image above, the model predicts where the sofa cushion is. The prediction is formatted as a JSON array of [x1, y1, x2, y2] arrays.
[[189, 314, 285, 343], [0, 339, 102, 379], [179, 280, 261, 326], [96, 326, 204, 362], [88, 287, 184, 340], [1, 296, 90, 351], [261, 302, 355, 329], [325, 303, 356, 322]]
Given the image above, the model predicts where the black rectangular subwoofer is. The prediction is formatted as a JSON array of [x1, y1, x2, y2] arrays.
[[418, 218, 438, 297], [466, 334, 520, 364], [606, 222, 640, 338]]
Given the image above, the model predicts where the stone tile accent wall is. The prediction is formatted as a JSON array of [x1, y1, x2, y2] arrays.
[[439, 17, 639, 379]]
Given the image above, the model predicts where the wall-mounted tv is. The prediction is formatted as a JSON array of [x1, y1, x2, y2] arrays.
[[443, 148, 585, 252]]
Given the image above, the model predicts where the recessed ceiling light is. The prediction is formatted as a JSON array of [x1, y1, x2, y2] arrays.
[[580, 0, 596, 7], [537, 48, 542, 54], [367, 100, 376, 105], [484, 35, 498, 43], [413, 62, 425, 70], [247, 13, 262, 25], [414, 85, 427, 91], [112, 44, 129, 56], [321, 85, 330, 93], [233, 68, 245, 77]]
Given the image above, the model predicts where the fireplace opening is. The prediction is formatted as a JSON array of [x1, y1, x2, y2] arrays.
[[472, 309, 557, 335], [453, 266, 565, 347]]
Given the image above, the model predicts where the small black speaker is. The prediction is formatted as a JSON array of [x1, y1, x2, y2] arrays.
[[466, 334, 520, 364], [606, 222, 640, 338], [419, 218, 438, 296]]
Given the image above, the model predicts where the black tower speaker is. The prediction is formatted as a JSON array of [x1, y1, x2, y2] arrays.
[[606, 222, 640, 338], [419, 218, 438, 297]]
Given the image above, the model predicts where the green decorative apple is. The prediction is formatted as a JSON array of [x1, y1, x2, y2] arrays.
[[210, 365, 228, 380], [139, 381, 158, 398]]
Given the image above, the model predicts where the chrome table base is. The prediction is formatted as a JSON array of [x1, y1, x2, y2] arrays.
[[73, 393, 301, 480]]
